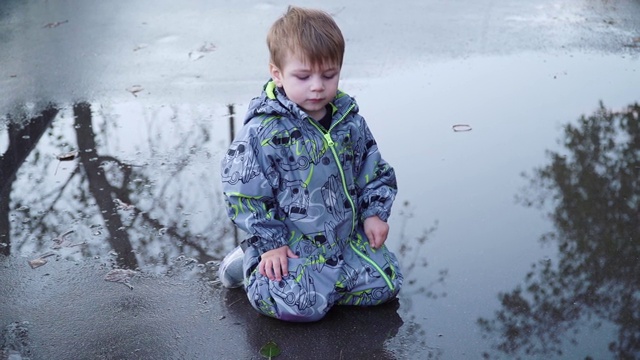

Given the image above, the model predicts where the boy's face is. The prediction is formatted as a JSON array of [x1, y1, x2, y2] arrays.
[[270, 52, 340, 121]]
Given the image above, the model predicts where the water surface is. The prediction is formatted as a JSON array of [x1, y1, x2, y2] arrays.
[[1, 1, 639, 359]]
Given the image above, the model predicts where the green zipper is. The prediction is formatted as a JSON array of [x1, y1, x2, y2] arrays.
[[307, 104, 395, 292], [349, 242, 395, 291], [307, 104, 357, 234]]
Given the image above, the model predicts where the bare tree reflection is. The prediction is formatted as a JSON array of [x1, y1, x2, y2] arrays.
[[395, 201, 447, 304], [1, 101, 453, 358], [2, 101, 232, 272], [1, 100, 445, 309], [73, 102, 138, 268], [386, 201, 447, 359], [0, 105, 58, 256], [478, 102, 640, 359]]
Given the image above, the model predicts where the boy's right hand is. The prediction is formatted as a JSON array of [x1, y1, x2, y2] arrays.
[[259, 245, 299, 281]]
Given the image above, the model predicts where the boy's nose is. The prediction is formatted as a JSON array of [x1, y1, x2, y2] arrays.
[[310, 77, 324, 91]]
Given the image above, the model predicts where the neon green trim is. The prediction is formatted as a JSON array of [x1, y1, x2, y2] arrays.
[[335, 90, 348, 99], [349, 242, 395, 291], [306, 103, 358, 234], [330, 103, 356, 131], [265, 81, 277, 99], [329, 102, 338, 115], [261, 115, 279, 125], [225, 192, 266, 200], [303, 164, 314, 187], [323, 133, 334, 146], [289, 232, 304, 248], [330, 104, 357, 229]]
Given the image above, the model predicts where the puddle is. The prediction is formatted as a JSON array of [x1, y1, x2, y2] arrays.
[[352, 52, 639, 359], [1, 0, 640, 358]]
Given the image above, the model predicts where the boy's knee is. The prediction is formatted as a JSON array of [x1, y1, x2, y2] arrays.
[[275, 304, 327, 322], [246, 275, 331, 322]]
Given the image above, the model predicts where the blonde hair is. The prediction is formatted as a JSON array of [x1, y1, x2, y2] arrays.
[[267, 6, 345, 69]]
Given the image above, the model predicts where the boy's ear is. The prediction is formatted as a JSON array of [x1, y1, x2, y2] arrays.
[[269, 63, 283, 87]]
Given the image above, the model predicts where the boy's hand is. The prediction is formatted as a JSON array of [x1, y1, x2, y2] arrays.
[[259, 245, 299, 281], [364, 216, 389, 249]]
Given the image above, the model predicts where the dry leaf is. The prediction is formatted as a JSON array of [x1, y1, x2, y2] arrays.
[[56, 150, 79, 161], [114, 198, 135, 211], [43, 20, 68, 28], [126, 85, 144, 97], [28, 252, 57, 269], [189, 42, 216, 61], [28, 258, 48, 269], [133, 44, 149, 51], [104, 269, 138, 290], [198, 42, 216, 53], [452, 124, 472, 132]]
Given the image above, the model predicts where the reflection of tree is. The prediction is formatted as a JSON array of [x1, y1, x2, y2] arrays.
[[478, 102, 640, 359], [73, 102, 137, 267], [2, 101, 452, 358], [397, 202, 446, 299], [385, 201, 446, 359], [0, 105, 58, 256], [2, 102, 233, 271]]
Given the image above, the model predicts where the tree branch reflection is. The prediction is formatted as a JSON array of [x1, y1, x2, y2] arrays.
[[74, 102, 138, 268], [2, 102, 228, 273], [478, 102, 640, 358], [0, 105, 58, 256]]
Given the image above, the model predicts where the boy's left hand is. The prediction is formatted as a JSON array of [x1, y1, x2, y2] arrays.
[[364, 216, 389, 249]]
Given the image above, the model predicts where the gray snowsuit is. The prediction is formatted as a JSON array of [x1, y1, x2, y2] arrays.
[[221, 80, 403, 322]]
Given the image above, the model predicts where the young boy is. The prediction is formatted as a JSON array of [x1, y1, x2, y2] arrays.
[[219, 6, 403, 322]]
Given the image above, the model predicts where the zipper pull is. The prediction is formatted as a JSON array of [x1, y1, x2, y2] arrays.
[[324, 133, 334, 147]]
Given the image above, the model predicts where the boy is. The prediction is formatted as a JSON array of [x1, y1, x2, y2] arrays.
[[219, 6, 402, 322]]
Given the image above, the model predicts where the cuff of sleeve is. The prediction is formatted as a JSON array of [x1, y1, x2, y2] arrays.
[[247, 235, 288, 254], [361, 206, 390, 222]]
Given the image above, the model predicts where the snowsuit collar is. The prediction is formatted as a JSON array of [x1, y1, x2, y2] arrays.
[[243, 80, 359, 125]]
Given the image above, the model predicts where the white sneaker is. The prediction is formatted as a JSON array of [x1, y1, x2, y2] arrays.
[[218, 246, 244, 288]]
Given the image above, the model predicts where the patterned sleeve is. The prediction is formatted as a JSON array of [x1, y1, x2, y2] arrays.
[[221, 121, 289, 254], [354, 118, 398, 222]]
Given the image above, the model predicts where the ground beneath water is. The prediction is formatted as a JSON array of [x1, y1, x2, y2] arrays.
[[1, 0, 640, 359]]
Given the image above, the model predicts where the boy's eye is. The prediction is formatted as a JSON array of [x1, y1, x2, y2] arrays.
[[295, 75, 309, 80], [323, 73, 337, 79]]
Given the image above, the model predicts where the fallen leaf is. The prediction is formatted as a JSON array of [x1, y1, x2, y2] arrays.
[[43, 20, 69, 28], [198, 42, 216, 53], [104, 269, 138, 290], [51, 230, 75, 249], [133, 44, 149, 51], [56, 150, 79, 161], [452, 124, 472, 132], [114, 198, 135, 211], [188, 51, 205, 61], [260, 341, 281, 359], [28, 252, 57, 269], [54, 150, 79, 175], [28, 258, 48, 269], [51, 230, 85, 249], [189, 42, 216, 61], [126, 85, 144, 97]]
